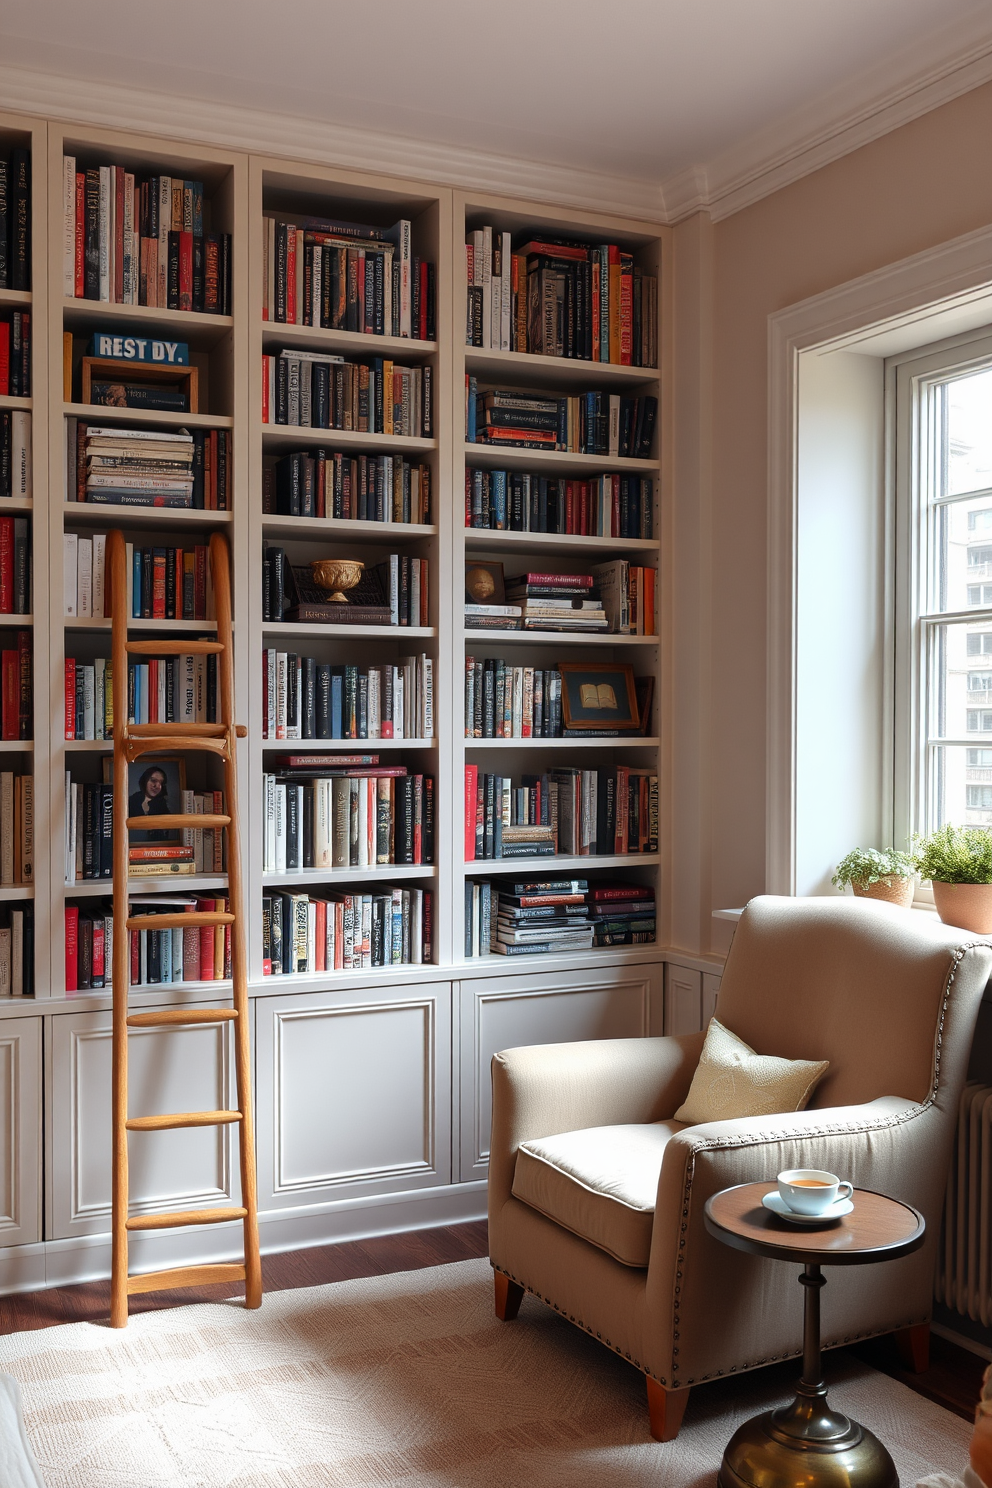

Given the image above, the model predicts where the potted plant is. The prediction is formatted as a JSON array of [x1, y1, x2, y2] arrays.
[[831, 847, 915, 908], [912, 825, 992, 933]]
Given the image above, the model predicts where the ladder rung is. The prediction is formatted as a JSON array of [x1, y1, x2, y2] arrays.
[[127, 1009, 238, 1027], [128, 722, 228, 737], [127, 1262, 247, 1294], [126, 736, 229, 760], [126, 1109, 243, 1132], [125, 640, 224, 655], [126, 911, 233, 931], [126, 813, 230, 830], [126, 1207, 248, 1231]]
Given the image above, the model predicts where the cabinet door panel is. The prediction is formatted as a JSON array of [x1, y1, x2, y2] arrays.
[[0, 1018, 41, 1247], [457, 962, 662, 1181], [255, 982, 451, 1209], [664, 964, 703, 1035], [47, 1008, 241, 1240]]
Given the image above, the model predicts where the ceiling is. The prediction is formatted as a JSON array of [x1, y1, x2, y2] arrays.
[[1, 0, 991, 219]]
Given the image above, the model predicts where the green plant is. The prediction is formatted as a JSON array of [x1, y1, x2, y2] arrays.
[[831, 846, 915, 891], [912, 824, 992, 884]]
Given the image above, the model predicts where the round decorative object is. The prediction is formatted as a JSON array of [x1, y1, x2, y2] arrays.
[[852, 875, 914, 909], [931, 880, 992, 934], [311, 558, 364, 603], [465, 565, 497, 603]]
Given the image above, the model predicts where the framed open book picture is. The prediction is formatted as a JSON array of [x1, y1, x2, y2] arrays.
[[559, 663, 640, 731]]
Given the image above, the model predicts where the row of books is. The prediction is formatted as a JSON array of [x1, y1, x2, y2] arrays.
[[0, 150, 30, 292], [262, 352, 433, 437], [262, 886, 433, 975], [0, 412, 30, 499], [466, 469, 653, 539], [262, 655, 433, 740], [65, 778, 225, 884], [263, 766, 434, 871], [63, 535, 214, 620], [465, 659, 564, 738], [464, 878, 656, 957], [465, 228, 656, 366], [65, 898, 232, 992], [0, 515, 30, 614], [464, 765, 659, 860], [63, 654, 218, 740], [0, 771, 32, 885], [1, 632, 31, 740], [0, 310, 30, 397], [262, 214, 434, 339], [263, 548, 429, 627], [62, 161, 232, 313], [466, 382, 656, 459], [66, 424, 232, 510], [0, 904, 33, 996], [263, 450, 431, 524]]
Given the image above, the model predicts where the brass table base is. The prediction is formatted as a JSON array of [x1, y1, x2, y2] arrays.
[[718, 1380, 898, 1488]]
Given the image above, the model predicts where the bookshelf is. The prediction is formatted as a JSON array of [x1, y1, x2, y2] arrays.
[[0, 106, 705, 1285]]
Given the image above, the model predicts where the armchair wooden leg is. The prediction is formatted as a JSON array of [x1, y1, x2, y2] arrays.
[[494, 1272, 524, 1321], [646, 1376, 691, 1442], [892, 1322, 930, 1372]]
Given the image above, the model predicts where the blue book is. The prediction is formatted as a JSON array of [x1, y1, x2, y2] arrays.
[[329, 670, 344, 739], [492, 469, 507, 529]]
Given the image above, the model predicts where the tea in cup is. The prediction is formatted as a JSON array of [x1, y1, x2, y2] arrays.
[[777, 1168, 853, 1216]]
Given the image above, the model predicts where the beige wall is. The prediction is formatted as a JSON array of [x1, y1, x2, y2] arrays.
[[673, 80, 992, 957]]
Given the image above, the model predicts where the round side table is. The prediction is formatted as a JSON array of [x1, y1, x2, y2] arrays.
[[703, 1181, 925, 1488]]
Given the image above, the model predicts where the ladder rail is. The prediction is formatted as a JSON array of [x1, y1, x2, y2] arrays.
[[109, 528, 130, 1329]]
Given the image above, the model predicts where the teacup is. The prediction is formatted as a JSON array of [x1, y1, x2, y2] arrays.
[[777, 1168, 853, 1216]]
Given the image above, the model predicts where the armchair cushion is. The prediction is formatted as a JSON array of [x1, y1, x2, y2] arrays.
[[512, 1119, 687, 1267], [673, 1016, 828, 1124]]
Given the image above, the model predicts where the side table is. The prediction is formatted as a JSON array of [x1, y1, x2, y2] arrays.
[[704, 1181, 926, 1488]]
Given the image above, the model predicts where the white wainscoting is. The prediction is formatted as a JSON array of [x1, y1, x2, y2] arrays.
[[0, 1018, 41, 1248]]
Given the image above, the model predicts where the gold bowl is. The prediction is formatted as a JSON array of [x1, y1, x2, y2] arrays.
[[311, 558, 364, 603]]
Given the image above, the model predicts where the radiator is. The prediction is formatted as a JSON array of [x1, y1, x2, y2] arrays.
[[936, 1080, 992, 1325]]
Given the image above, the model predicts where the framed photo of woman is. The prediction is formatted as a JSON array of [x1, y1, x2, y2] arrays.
[[103, 756, 186, 842]]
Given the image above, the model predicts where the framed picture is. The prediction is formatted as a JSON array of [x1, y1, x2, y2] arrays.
[[559, 663, 640, 731], [465, 560, 505, 606], [103, 755, 187, 842]]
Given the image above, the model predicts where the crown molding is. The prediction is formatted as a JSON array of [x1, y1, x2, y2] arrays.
[[661, 16, 992, 223], [0, 61, 667, 224]]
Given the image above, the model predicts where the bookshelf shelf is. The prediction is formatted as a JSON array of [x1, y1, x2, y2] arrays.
[[64, 618, 219, 632], [465, 346, 658, 389], [262, 516, 438, 543], [67, 875, 229, 897], [262, 426, 436, 455], [464, 529, 659, 556], [263, 622, 435, 640], [0, 741, 33, 753], [63, 504, 234, 529], [261, 737, 435, 752], [262, 322, 437, 360], [0, 886, 34, 902], [63, 403, 234, 431], [0, 498, 32, 513], [62, 297, 234, 347], [465, 444, 658, 476], [261, 865, 436, 888], [63, 740, 110, 753], [0, 288, 31, 307], [463, 628, 657, 646], [0, 395, 31, 412], [464, 736, 660, 750], [463, 853, 660, 876], [0, 614, 32, 625]]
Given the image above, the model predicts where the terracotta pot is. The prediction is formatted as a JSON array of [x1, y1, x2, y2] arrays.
[[851, 875, 915, 909], [930, 880, 992, 934]]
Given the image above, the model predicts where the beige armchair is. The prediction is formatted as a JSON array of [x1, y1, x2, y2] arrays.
[[488, 895, 992, 1440]]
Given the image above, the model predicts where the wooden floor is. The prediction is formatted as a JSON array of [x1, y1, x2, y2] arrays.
[[0, 1219, 984, 1424]]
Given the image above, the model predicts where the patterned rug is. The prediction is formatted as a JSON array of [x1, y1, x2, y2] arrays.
[[0, 1258, 973, 1487]]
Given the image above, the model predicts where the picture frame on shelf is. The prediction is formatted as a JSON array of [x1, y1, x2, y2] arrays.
[[80, 357, 198, 413], [559, 662, 640, 731], [102, 754, 187, 843]]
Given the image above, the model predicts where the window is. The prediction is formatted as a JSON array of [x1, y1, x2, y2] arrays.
[[967, 584, 992, 605], [967, 749, 992, 766], [969, 672, 992, 691], [968, 786, 992, 809], [967, 633, 992, 654], [969, 509, 992, 532]]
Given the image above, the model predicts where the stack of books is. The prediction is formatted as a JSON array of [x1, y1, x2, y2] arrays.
[[505, 572, 609, 633], [77, 426, 194, 509], [0, 309, 30, 396], [0, 903, 33, 996], [0, 149, 30, 292], [465, 765, 658, 860], [465, 658, 563, 738], [0, 411, 31, 499], [0, 770, 32, 886], [261, 653, 433, 740], [262, 351, 433, 436], [262, 762, 434, 870], [590, 560, 656, 635], [262, 886, 433, 975], [590, 882, 657, 946], [263, 449, 431, 524], [62, 161, 231, 313], [0, 514, 30, 614], [1, 631, 31, 741], [64, 651, 218, 740], [466, 379, 656, 458], [65, 896, 231, 992], [463, 877, 596, 957], [466, 468, 652, 538], [262, 213, 435, 340]]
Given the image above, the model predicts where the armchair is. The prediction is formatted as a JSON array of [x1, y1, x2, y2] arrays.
[[488, 895, 992, 1440]]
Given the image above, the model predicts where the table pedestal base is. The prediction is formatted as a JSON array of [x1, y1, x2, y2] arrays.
[[718, 1380, 898, 1488]]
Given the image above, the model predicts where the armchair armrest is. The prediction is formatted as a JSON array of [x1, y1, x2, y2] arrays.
[[489, 1032, 705, 1211]]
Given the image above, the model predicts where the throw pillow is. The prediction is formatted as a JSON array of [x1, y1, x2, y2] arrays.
[[674, 1018, 828, 1124]]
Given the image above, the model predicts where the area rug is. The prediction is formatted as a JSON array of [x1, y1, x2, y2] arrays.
[[0, 1257, 973, 1488]]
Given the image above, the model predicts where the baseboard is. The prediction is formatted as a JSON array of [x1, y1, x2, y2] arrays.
[[0, 1182, 489, 1296], [932, 1319, 992, 1362]]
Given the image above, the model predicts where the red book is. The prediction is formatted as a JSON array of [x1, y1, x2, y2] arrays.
[[286, 232, 297, 324], [611, 474, 621, 538], [152, 551, 166, 618], [608, 244, 622, 364], [513, 573, 595, 589], [182, 914, 200, 981], [464, 765, 478, 861], [261, 355, 270, 424], [74, 173, 85, 298], [591, 883, 654, 902], [314, 899, 326, 973], [92, 919, 105, 985], [194, 545, 207, 618], [62, 659, 75, 740], [178, 231, 193, 311], [619, 252, 633, 366], [130, 927, 139, 985], [208, 430, 218, 510], [273, 755, 379, 768], [17, 630, 30, 739], [0, 518, 12, 613], [421, 890, 433, 964], [64, 907, 79, 993], [419, 259, 428, 340], [196, 899, 215, 980], [0, 322, 9, 396], [3, 651, 20, 739], [114, 166, 125, 303]]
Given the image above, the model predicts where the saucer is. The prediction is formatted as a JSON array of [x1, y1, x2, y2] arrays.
[[762, 1190, 854, 1226]]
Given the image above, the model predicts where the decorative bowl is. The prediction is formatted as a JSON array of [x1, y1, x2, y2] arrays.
[[311, 559, 364, 603]]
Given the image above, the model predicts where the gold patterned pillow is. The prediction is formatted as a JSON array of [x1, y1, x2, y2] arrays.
[[674, 1018, 828, 1125]]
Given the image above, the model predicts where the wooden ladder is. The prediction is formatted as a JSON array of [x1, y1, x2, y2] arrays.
[[107, 529, 262, 1328]]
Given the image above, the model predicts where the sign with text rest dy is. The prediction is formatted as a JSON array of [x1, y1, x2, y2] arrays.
[[87, 334, 189, 366]]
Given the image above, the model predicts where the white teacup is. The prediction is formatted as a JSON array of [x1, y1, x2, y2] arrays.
[[777, 1168, 853, 1216]]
